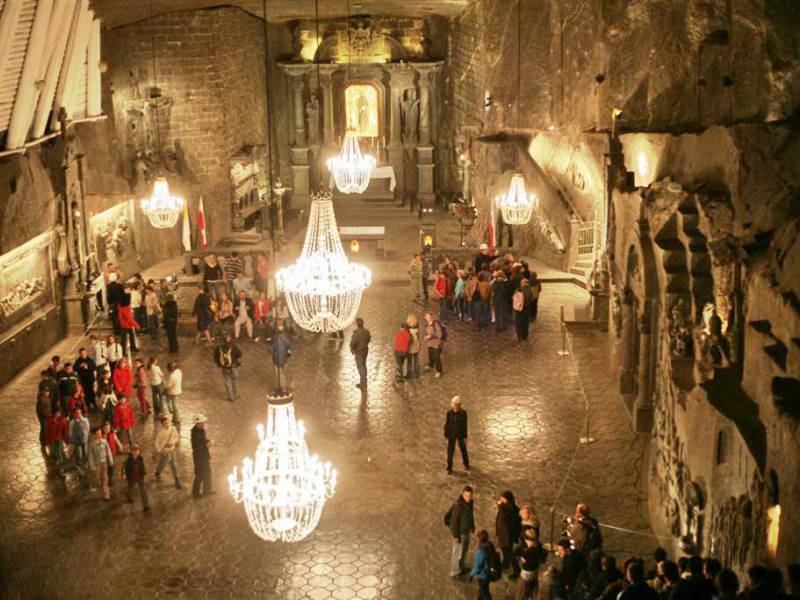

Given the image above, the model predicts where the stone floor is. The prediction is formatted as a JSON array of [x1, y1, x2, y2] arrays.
[[0, 282, 658, 599]]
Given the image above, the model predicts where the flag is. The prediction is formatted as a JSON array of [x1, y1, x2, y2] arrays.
[[488, 196, 496, 248], [197, 196, 207, 249], [182, 200, 192, 251]]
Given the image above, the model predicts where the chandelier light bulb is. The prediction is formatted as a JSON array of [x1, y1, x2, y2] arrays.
[[229, 394, 337, 542], [497, 172, 536, 225], [326, 129, 376, 194], [275, 190, 371, 332], [140, 177, 184, 229]]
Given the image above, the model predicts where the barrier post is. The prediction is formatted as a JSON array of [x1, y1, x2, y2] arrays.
[[558, 305, 570, 356]]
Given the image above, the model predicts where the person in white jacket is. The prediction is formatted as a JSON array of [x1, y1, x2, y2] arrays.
[[163, 361, 182, 425], [154, 416, 181, 489]]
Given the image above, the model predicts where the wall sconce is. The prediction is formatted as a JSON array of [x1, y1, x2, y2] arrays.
[[350, 239, 360, 253], [611, 108, 623, 138]]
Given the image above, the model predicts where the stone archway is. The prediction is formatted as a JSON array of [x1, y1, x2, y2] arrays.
[[619, 226, 660, 432]]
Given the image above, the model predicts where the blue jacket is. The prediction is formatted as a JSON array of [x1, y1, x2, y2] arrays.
[[270, 333, 293, 367], [469, 546, 490, 582]]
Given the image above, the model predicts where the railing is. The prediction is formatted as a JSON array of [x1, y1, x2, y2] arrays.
[[576, 220, 599, 256]]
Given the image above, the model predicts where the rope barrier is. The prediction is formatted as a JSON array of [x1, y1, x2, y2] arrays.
[[59, 310, 102, 360], [552, 510, 673, 541]]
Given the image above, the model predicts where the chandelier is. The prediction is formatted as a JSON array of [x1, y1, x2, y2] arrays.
[[327, 129, 376, 194], [140, 178, 184, 229], [228, 392, 337, 542], [275, 190, 371, 332], [497, 172, 536, 225]]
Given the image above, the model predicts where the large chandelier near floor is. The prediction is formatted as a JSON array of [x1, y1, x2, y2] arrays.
[[327, 129, 376, 194], [497, 172, 536, 225], [140, 178, 184, 229], [275, 189, 371, 332], [228, 392, 337, 542]]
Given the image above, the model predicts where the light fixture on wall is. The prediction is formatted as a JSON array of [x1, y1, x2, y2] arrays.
[[228, 392, 337, 542], [275, 189, 371, 332], [140, 0, 183, 229], [326, 0, 375, 194], [495, 0, 534, 226]]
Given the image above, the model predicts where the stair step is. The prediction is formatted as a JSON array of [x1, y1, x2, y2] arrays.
[[574, 260, 593, 268], [655, 237, 684, 251], [569, 267, 588, 277]]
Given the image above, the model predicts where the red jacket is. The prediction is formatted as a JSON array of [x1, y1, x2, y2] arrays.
[[114, 401, 136, 430], [44, 415, 69, 444], [434, 274, 449, 299], [393, 329, 412, 353], [105, 430, 122, 456], [255, 298, 271, 320], [113, 366, 133, 398], [118, 305, 140, 330], [67, 393, 88, 417]]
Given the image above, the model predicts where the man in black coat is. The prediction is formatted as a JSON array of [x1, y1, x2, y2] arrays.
[[213, 335, 242, 402], [448, 485, 475, 578], [106, 272, 126, 334], [57, 363, 79, 414], [163, 293, 179, 353], [444, 395, 469, 474], [557, 539, 587, 598], [73, 348, 97, 411], [491, 271, 511, 332], [495, 490, 522, 578], [191, 414, 213, 498]]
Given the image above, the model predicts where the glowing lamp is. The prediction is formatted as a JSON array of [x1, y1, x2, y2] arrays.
[[140, 178, 184, 229]]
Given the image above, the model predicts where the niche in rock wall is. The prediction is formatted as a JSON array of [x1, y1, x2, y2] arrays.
[[89, 202, 138, 277]]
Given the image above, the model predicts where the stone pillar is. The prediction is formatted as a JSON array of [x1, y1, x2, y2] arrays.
[[386, 63, 417, 206], [318, 65, 338, 147], [281, 64, 312, 211], [417, 71, 432, 146], [634, 301, 656, 432], [412, 63, 442, 212], [619, 289, 637, 397], [290, 74, 307, 147]]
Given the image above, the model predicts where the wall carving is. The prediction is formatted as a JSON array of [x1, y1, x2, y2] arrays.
[[90, 204, 136, 275], [709, 474, 766, 569], [0, 278, 45, 318]]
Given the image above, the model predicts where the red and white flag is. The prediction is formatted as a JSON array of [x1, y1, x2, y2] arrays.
[[197, 196, 208, 249], [181, 200, 192, 252], [487, 196, 496, 248]]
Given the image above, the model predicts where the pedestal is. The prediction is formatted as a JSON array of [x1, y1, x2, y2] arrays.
[[64, 280, 92, 335], [416, 145, 435, 213]]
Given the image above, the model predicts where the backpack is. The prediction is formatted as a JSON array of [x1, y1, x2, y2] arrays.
[[512, 290, 525, 312], [485, 543, 502, 582]]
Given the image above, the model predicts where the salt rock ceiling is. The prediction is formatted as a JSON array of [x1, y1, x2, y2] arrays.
[[88, 0, 469, 27]]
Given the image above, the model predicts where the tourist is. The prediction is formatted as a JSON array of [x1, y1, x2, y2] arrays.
[[106, 334, 124, 372], [163, 293, 180, 353], [163, 361, 182, 425], [594, 554, 624, 598], [350, 317, 371, 389], [191, 414, 213, 498], [38, 369, 58, 415], [46, 355, 61, 380], [154, 416, 181, 489], [468, 529, 495, 600], [106, 272, 125, 334], [87, 427, 113, 500], [619, 561, 658, 600], [233, 290, 255, 340], [144, 283, 161, 342], [529, 272, 542, 322], [491, 270, 511, 332], [515, 529, 546, 600], [408, 253, 424, 301], [519, 504, 541, 543], [232, 271, 252, 298], [222, 251, 244, 297], [202, 254, 223, 299], [66, 386, 88, 417], [670, 555, 715, 599], [117, 285, 140, 354], [787, 564, 800, 599], [454, 270, 467, 320], [36, 386, 52, 452], [423, 312, 445, 377], [213, 334, 242, 402], [716, 568, 740, 600], [392, 323, 412, 384], [465, 269, 479, 321], [44, 408, 68, 464], [217, 291, 234, 338], [253, 252, 270, 294], [568, 502, 603, 554], [495, 490, 521, 578], [269, 323, 292, 393], [57, 363, 79, 415], [97, 370, 116, 424], [73, 348, 97, 412], [114, 395, 136, 450], [433, 270, 450, 322], [444, 396, 469, 474], [101, 421, 122, 488], [130, 281, 145, 331], [476, 271, 492, 330], [655, 560, 680, 599], [147, 356, 164, 417], [475, 243, 493, 272], [272, 296, 294, 336], [133, 358, 150, 416], [421, 252, 431, 301], [513, 279, 534, 341], [556, 539, 587, 599], [157, 278, 171, 307], [89, 334, 107, 374], [192, 287, 213, 344], [68, 408, 89, 467], [447, 485, 475, 578], [123, 444, 150, 513], [254, 291, 272, 342], [113, 357, 133, 399], [405, 314, 421, 379]]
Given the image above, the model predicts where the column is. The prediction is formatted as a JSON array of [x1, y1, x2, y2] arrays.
[[634, 300, 656, 432], [385, 64, 416, 206], [619, 289, 637, 398], [412, 63, 443, 213], [290, 74, 307, 147], [418, 71, 431, 146], [280, 64, 311, 211], [318, 65, 338, 146]]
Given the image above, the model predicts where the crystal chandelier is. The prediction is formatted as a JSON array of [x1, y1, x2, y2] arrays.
[[327, 129, 376, 194], [140, 178, 184, 229], [497, 172, 536, 225], [275, 190, 371, 332], [228, 393, 337, 542]]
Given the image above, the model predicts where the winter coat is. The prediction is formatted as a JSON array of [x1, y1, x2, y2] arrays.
[[191, 425, 210, 463], [36, 391, 52, 420], [114, 401, 136, 430], [113, 366, 133, 398], [270, 333, 293, 367], [449, 495, 475, 538], [469, 544, 492, 582], [69, 416, 90, 444], [163, 299, 179, 324], [44, 415, 69, 444], [393, 330, 412, 353], [155, 424, 180, 453], [57, 373, 79, 399], [350, 326, 371, 357], [87, 438, 113, 469], [118, 304, 140, 330], [495, 501, 522, 547], [424, 320, 444, 349], [569, 515, 603, 554], [475, 252, 493, 272], [443, 409, 468, 439], [123, 455, 146, 483], [67, 393, 88, 416], [214, 343, 242, 369], [73, 357, 96, 384], [164, 369, 182, 396]]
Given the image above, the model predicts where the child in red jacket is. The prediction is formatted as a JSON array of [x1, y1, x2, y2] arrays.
[[44, 408, 69, 463], [113, 358, 133, 398], [102, 421, 122, 486], [114, 396, 137, 450], [67, 387, 88, 417], [133, 358, 150, 416], [393, 324, 412, 384]]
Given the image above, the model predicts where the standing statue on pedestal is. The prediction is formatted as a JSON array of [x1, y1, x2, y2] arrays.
[[132, 151, 150, 196], [306, 95, 320, 145], [401, 88, 419, 144]]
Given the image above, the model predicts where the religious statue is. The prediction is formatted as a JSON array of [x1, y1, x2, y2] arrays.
[[401, 88, 419, 144], [132, 151, 150, 196], [668, 297, 693, 358], [306, 95, 320, 145], [356, 92, 370, 137]]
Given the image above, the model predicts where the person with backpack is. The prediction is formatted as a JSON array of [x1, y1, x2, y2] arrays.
[[213, 334, 242, 402], [424, 312, 446, 377], [444, 395, 469, 474], [529, 272, 542, 322], [447, 485, 476, 578], [469, 529, 501, 599], [513, 279, 535, 341]]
